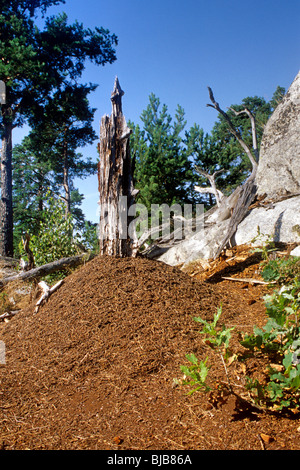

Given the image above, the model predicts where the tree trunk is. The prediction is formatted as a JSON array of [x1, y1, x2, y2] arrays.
[[0, 120, 14, 257], [98, 78, 138, 257]]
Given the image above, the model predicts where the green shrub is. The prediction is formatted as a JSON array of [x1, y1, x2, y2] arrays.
[[29, 194, 79, 266], [180, 355, 211, 394], [262, 257, 300, 284], [18, 193, 81, 282], [241, 278, 300, 411], [179, 306, 235, 394], [179, 254, 300, 413]]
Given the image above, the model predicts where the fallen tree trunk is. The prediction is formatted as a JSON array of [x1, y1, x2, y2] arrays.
[[0, 253, 94, 286]]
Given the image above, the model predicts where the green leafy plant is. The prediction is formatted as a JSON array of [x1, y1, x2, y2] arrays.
[[18, 193, 80, 281], [241, 279, 300, 411], [194, 305, 234, 355], [262, 257, 300, 284], [179, 260, 300, 413], [179, 305, 235, 394], [180, 355, 211, 394], [29, 194, 80, 266], [79, 221, 99, 254]]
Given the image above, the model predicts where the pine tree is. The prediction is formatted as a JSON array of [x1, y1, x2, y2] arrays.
[[0, 1, 117, 256], [12, 84, 99, 252], [12, 137, 53, 250], [185, 125, 222, 206], [130, 94, 192, 210], [28, 83, 98, 217]]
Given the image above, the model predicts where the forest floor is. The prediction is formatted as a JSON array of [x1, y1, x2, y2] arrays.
[[0, 245, 300, 451]]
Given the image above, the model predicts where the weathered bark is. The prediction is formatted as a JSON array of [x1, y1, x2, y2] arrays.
[[0, 119, 14, 257], [206, 87, 259, 258], [21, 232, 35, 270], [0, 253, 94, 286], [98, 78, 138, 257], [214, 172, 257, 258]]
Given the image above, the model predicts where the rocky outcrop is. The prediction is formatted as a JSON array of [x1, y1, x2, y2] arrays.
[[155, 71, 300, 267], [158, 195, 300, 267], [291, 246, 300, 257], [157, 219, 231, 267], [234, 195, 300, 246], [255, 71, 300, 199]]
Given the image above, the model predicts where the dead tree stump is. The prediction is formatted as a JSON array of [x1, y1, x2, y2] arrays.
[[98, 78, 138, 257]]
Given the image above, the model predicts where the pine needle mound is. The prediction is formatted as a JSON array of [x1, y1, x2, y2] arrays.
[[1, 255, 299, 450]]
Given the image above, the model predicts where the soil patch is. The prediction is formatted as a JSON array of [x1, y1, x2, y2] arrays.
[[0, 252, 299, 450]]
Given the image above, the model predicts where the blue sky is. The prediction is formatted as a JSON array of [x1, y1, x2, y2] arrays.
[[13, 0, 300, 223]]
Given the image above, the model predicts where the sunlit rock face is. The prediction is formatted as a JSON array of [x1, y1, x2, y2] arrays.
[[255, 71, 300, 199]]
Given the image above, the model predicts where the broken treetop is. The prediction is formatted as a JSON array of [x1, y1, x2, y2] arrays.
[[111, 77, 124, 117]]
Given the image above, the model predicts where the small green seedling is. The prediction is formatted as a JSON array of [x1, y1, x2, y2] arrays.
[[179, 305, 235, 394]]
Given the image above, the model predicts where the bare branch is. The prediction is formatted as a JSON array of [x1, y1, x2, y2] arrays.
[[194, 165, 225, 207], [229, 107, 259, 162], [21, 233, 35, 271], [207, 87, 258, 172], [194, 186, 222, 196]]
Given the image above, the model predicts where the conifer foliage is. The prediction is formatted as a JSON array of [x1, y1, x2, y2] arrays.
[[0, 0, 117, 256]]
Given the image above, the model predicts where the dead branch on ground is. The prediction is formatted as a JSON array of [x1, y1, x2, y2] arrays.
[[0, 253, 95, 287], [35, 280, 64, 313]]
